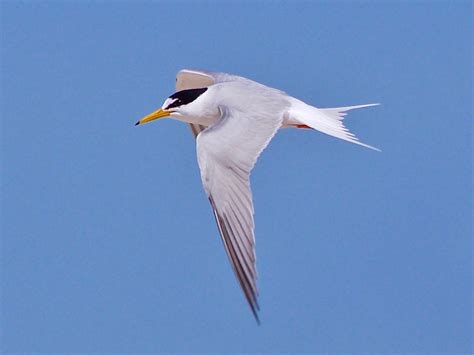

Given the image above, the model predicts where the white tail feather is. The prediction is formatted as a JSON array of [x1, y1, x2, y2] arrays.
[[288, 99, 380, 151]]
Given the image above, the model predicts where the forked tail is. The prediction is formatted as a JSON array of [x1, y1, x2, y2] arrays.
[[288, 99, 380, 151]]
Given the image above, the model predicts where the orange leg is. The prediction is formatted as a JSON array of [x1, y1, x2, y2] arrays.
[[294, 124, 313, 129]]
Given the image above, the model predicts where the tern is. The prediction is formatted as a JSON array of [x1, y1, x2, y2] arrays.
[[136, 69, 379, 323]]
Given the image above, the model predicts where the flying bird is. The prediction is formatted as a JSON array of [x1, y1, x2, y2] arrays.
[[136, 69, 379, 323]]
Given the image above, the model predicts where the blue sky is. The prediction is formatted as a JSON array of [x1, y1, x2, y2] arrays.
[[1, 1, 472, 353]]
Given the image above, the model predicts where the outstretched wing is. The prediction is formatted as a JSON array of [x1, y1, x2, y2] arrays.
[[175, 69, 243, 138], [196, 106, 283, 322]]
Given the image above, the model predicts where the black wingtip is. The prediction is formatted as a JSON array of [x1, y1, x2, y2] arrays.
[[250, 302, 261, 325], [134, 121, 140, 126], [254, 313, 261, 326]]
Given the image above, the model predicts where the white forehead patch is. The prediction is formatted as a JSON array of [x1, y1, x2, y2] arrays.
[[162, 98, 177, 110]]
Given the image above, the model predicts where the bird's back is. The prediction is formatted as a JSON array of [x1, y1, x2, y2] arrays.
[[207, 79, 291, 123]]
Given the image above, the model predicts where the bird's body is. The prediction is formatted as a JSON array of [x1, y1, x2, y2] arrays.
[[136, 69, 379, 322], [169, 76, 289, 128]]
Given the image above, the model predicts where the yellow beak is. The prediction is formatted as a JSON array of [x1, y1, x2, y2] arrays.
[[135, 108, 170, 126]]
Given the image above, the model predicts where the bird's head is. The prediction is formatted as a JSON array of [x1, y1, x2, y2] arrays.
[[135, 88, 208, 126]]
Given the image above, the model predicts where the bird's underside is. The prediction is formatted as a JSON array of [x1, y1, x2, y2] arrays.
[[173, 69, 378, 323]]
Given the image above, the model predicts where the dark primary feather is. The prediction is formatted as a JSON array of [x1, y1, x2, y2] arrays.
[[209, 197, 260, 324]]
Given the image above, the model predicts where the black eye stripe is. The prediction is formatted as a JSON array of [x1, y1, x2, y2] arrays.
[[165, 88, 207, 109]]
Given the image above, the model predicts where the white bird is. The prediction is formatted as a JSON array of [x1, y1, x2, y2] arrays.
[[136, 69, 379, 322]]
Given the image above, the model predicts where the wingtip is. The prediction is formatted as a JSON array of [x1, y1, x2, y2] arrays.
[[252, 309, 261, 325], [367, 145, 382, 153], [360, 103, 380, 109], [250, 299, 261, 325]]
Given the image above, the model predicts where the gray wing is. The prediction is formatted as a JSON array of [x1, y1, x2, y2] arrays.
[[175, 69, 244, 138], [196, 106, 283, 322]]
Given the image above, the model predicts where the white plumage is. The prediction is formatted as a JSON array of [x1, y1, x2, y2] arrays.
[[137, 69, 379, 322]]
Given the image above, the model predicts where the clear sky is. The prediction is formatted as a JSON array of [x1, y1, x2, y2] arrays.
[[1, 1, 472, 354]]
